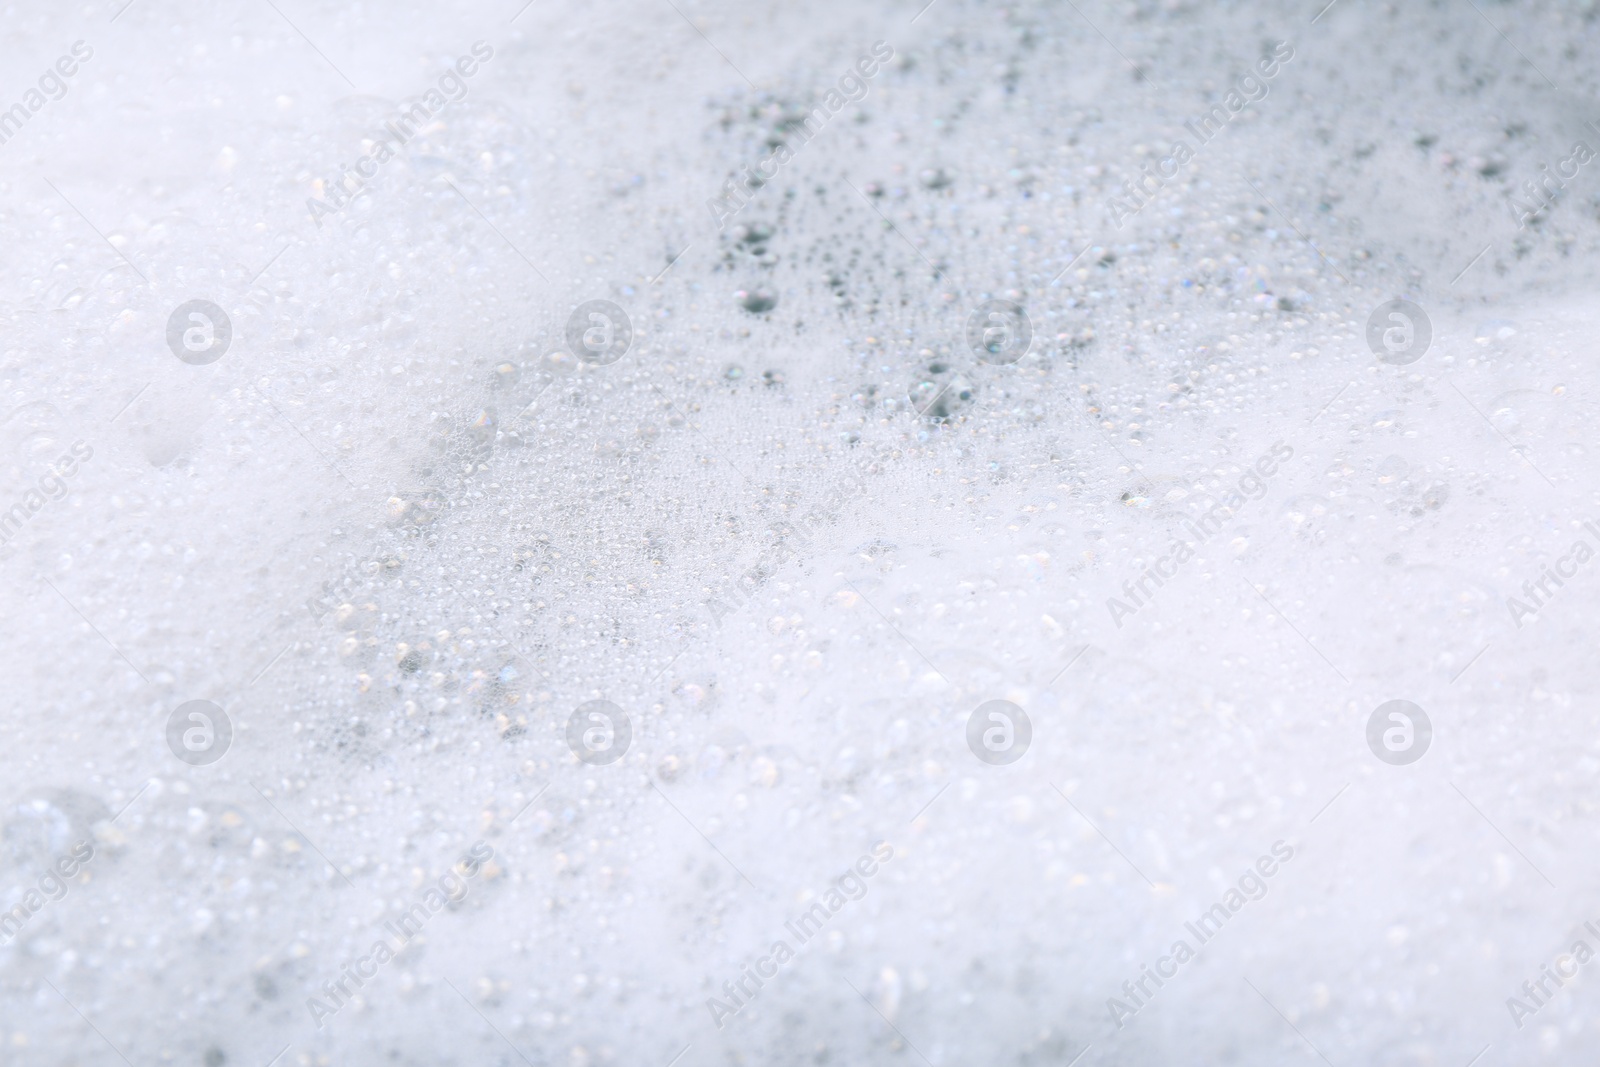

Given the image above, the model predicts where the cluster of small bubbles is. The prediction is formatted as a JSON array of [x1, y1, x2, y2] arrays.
[[387, 489, 447, 528], [719, 221, 781, 275]]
